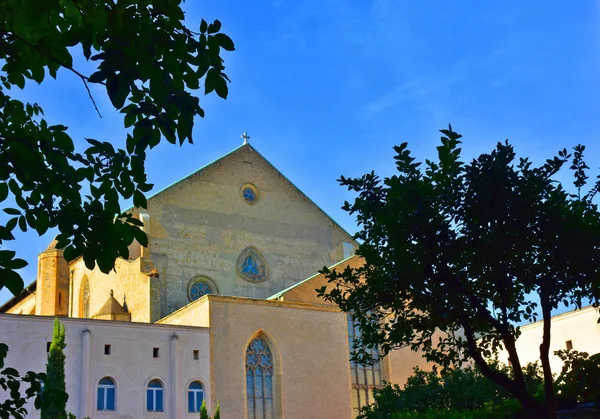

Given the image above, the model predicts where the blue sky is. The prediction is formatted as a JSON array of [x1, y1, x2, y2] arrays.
[[2, 0, 600, 306]]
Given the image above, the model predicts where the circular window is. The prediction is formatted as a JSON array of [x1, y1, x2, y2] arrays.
[[188, 278, 215, 301], [240, 183, 259, 205]]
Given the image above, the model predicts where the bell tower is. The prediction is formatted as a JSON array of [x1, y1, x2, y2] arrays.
[[35, 239, 70, 316]]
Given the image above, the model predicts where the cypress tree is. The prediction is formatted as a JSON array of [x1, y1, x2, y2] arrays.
[[214, 401, 220, 419], [41, 318, 68, 419], [199, 399, 209, 419]]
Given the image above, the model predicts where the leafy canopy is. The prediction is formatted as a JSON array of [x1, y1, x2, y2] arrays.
[[0, 0, 234, 294], [320, 126, 600, 415], [0, 343, 46, 419]]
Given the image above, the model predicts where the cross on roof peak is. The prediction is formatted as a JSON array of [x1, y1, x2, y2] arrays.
[[241, 132, 250, 145]]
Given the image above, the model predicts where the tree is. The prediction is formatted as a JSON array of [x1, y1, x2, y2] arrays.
[[0, 343, 45, 419], [214, 401, 220, 419], [199, 399, 208, 419], [41, 318, 68, 419], [320, 126, 600, 418], [0, 0, 234, 295]]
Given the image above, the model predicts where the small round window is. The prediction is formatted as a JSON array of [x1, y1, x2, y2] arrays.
[[188, 278, 215, 301], [240, 183, 259, 205]]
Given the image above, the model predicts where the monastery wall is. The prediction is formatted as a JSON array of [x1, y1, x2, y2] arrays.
[[0, 314, 211, 419], [205, 296, 352, 419], [498, 305, 600, 373]]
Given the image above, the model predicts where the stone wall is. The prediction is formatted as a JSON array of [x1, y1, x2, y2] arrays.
[[70, 257, 152, 323], [207, 296, 352, 419], [0, 314, 211, 418], [140, 144, 356, 318]]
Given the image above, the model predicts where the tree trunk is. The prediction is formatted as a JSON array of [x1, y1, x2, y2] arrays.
[[540, 298, 557, 419], [461, 320, 544, 415]]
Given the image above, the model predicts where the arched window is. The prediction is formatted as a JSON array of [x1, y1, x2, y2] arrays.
[[187, 276, 217, 302], [187, 381, 205, 413], [348, 315, 382, 417], [246, 337, 274, 419], [237, 247, 268, 283], [79, 276, 90, 318], [97, 377, 116, 411], [146, 379, 164, 412]]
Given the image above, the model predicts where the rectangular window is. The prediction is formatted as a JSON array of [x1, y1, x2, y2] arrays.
[[193, 350, 199, 360], [146, 389, 152, 411], [98, 387, 105, 411], [104, 344, 111, 355], [153, 347, 159, 358], [566, 340, 573, 350], [58, 292, 62, 307]]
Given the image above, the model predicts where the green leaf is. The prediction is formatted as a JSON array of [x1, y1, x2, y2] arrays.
[[207, 19, 222, 34], [3, 269, 24, 296], [0, 184, 8, 202], [131, 226, 148, 247], [213, 33, 235, 51], [6, 217, 17, 232], [200, 19, 208, 33], [133, 190, 147, 209], [106, 75, 129, 109], [4, 208, 21, 216]]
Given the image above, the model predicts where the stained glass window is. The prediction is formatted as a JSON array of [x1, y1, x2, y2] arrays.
[[188, 381, 204, 413], [348, 315, 382, 418], [237, 248, 267, 282], [243, 187, 255, 202], [246, 337, 274, 419], [147, 379, 164, 412], [97, 377, 116, 411], [241, 183, 259, 205], [189, 281, 212, 301], [242, 256, 260, 276]]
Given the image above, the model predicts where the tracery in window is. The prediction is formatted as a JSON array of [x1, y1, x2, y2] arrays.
[[348, 315, 382, 418], [237, 247, 267, 283], [187, 277, 216, 302], [240, 183, 259, 205], [246, 337, 274, 419]]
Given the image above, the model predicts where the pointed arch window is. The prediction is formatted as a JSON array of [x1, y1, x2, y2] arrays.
[[237, 247, 268, 283], [97, 377, 116, 411], [348, 315, 382, 417], [246, 337, 274, 419]]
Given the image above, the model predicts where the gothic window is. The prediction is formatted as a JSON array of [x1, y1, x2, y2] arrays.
[[80, 276, 90, 318], [246, 337, 274, 419], [240, 183, 259, 205], [187, 277, 216, 302], [146, 379, 164, 412], [187, 381, 205, 413], [97, 377, 116, 411], [348, 315, 382, 418], [237, 247, 267, 283]]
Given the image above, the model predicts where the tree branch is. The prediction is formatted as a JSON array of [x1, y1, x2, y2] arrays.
[[10, 34, 103, 117]]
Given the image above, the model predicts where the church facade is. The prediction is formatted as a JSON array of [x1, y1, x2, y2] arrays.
[[0, 142, 433, 418], [2, 141, 599, 418]]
